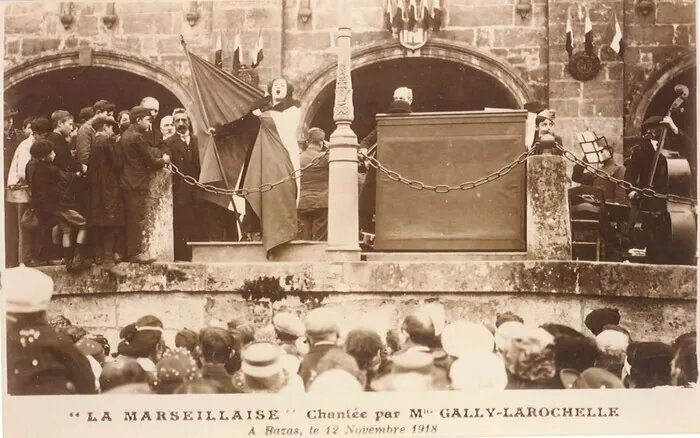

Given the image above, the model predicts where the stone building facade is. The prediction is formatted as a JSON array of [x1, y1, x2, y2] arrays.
[[4, 0, 696, 157]]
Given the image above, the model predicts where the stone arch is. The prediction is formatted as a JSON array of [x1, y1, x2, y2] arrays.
[[626, 53, 696, 136], [4, 49, 194, 108], [297, 39, 533, 140]]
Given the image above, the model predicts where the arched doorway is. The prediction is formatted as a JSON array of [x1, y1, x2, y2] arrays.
[[298, 40, 532, 141], [4, 50, 193, 127], [5, 66, 184, 125], [309, 57, 520, 142]]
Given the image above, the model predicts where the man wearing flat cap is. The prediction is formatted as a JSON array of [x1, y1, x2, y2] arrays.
[[3, 267, 96, 395], [120, 106, 171, 264], [299, 307, 341, 389]]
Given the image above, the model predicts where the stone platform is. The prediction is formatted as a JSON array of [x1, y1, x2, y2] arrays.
[[40, 260, 696, 351]]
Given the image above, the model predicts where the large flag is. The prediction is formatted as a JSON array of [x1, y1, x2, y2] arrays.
[[609, 11, 624, 58], [232, 31, 243, 71], [242, 110, 300, 256], [214, 33, 222, 68], [408, 0, 417, 30], [565, 8, 574, 58], [251, 29, 264, 68], [431, 0, 442, 31], [584, 8, 593, 54], [181, 38, 265, 211], [384, 0, 394, 32]]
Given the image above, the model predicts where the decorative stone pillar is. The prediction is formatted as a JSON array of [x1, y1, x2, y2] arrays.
[[526, 155, 572, 260], [326, 0, 361, 260], [141, 169, 174, 262]]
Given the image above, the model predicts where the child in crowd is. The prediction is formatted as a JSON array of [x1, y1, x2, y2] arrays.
[[26, 140, 88, 272]]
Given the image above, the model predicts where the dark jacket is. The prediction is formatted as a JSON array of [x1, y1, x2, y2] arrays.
[[298, 145, 329, 211], [298, 343, 339, 389], [6, 317, 96, 395], [26, 159, 79, 214], [47, 132, 79, 172], [86, 134, 125, 226], [120, 124, 166, 191], [162, 132, 200, 204], [572, 159, 628, 205]]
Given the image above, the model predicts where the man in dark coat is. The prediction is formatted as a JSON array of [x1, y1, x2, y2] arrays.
[[5, 266, 96, 395], [299, 307, 341, 389], [199, 327, 236, 393], [298, 127, 330, 241], [358, 88, 414, 235], [162, 109, 201, 261], [120, 106, 170, 264], [47, 110, 80, 172]]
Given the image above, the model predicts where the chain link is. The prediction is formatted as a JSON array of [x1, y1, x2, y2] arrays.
[[360, 148, 535, 193], [165, 150, 329, 196], [551, 142, 697, 206]]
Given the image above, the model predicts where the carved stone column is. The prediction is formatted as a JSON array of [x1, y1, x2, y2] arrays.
[[326, 0, 361, 260]]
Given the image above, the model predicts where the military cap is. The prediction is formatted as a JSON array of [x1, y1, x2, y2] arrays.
[[273, 312, 305, 338], [585, 308, 621, 336], [128, 106, 151, 123], [2, 267, 53, 313], [642, 116, 664, 128], [560, 367, 624, 389], [536, 109, 556, 122], [305, 307, 339, 337], [627, 342, 674, 373]]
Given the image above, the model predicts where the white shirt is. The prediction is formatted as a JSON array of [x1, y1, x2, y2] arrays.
[[7, 136, 34, 186]]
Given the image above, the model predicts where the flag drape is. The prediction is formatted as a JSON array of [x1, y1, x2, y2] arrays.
[[181, 42, 265, 210], [565, 8, 574, 58], [609, 12, 624, 58]]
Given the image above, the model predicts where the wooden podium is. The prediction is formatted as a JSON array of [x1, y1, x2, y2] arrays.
[[374, 110, 528, 251]]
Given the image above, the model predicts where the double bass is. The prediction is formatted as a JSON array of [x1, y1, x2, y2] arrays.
[[636, 84, 696, 265]]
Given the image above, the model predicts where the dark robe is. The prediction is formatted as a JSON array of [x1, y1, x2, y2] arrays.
[[47, 132, 79, 172], [86, 134, 125, 227]]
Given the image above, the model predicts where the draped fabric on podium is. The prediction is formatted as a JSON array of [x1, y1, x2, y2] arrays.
[[183, 49, 265, 211], [242, 111, 299, 255]]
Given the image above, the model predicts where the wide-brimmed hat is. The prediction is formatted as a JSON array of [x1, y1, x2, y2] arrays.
[[501, 327, 556, 382], [240, 342, 284, 378]]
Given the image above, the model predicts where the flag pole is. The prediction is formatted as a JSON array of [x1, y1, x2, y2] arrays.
[[180, 35, 245, 238]]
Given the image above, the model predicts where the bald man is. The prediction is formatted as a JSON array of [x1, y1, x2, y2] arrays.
[[140, 97, 162, 146]]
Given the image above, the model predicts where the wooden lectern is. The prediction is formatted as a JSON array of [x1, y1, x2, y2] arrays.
[[374, 110, 528, 251]]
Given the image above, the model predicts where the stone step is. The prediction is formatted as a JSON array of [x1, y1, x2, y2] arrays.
[[362, 252, 529, 262], [189, 241, 332, 262]]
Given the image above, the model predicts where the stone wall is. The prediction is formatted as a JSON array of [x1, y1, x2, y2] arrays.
[[42, 260, 696, 352], [5, 0, 694, 151]]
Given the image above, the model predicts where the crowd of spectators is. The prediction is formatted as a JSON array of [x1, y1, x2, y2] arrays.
[[5, 266, 696, 395]]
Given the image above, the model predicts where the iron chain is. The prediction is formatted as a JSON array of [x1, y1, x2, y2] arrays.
[[360, 148, 535, 193], [551, 142, 697, 206], [165, 150, 329, 196]]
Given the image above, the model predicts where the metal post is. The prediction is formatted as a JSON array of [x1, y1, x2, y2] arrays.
[[326, 0, 361, 259]]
